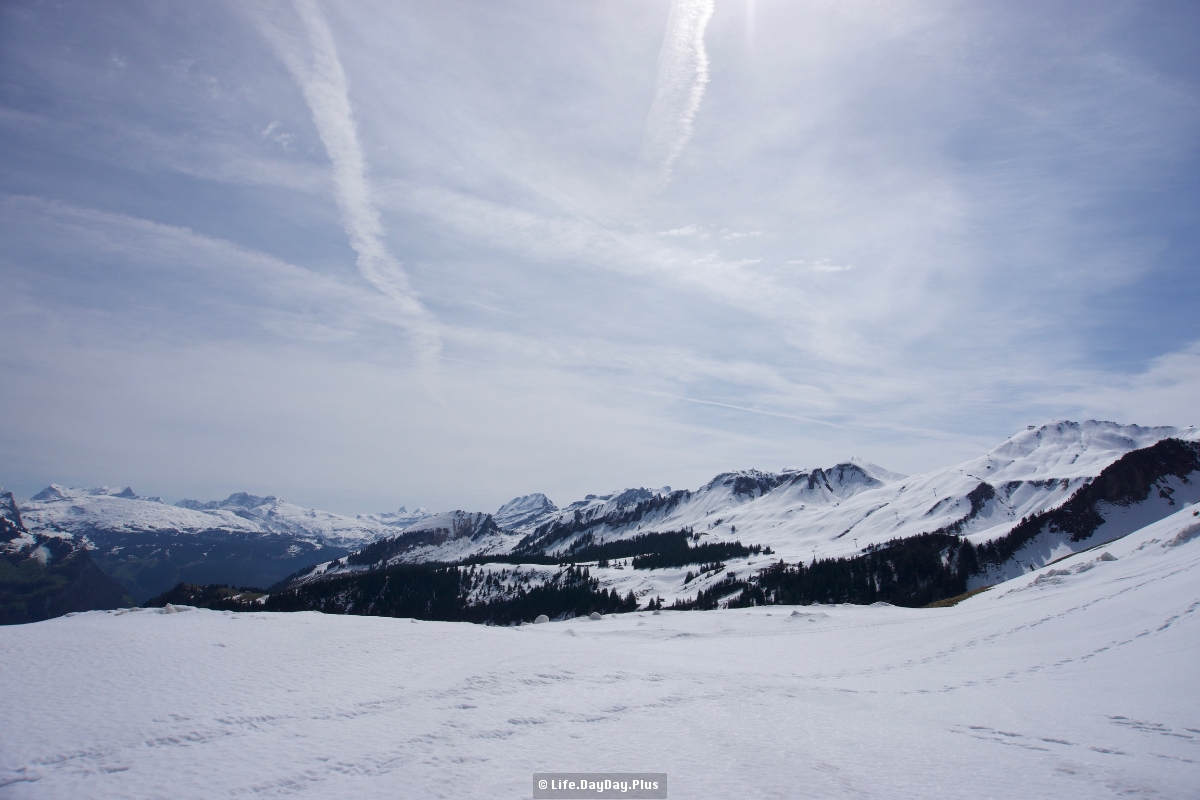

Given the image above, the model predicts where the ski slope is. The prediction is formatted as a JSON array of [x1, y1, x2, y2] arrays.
[[2, 504, 1197, 799]]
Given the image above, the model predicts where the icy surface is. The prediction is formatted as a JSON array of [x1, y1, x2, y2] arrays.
[[2, 506, 1198, 799]]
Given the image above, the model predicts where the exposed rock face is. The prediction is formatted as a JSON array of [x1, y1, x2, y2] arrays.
[[0, 488, 24, 539]]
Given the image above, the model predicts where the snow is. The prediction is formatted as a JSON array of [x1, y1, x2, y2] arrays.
[[3, 505, 1198, 799]]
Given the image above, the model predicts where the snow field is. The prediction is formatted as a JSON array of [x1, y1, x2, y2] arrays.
[[3, 506, 1199, 798]]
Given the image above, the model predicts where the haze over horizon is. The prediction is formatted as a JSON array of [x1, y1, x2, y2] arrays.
[[2, 1, 1198, 515]]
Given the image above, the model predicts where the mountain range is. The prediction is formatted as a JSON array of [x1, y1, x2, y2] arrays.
[[4, 419, 1198, 616]]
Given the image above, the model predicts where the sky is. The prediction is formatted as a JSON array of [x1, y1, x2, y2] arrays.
[[1, 0, 1199, 515]]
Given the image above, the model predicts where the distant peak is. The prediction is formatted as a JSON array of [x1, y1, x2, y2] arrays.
[[174, 491, 278, 511], [28, 484, 146, 502], [220, 492, 276, 509], [844, 458, 906, 483], [496, 492, 556, 513], [29, 484, 72, 502]]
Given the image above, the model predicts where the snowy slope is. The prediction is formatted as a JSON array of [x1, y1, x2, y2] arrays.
[[2, 504, 1197, 799]]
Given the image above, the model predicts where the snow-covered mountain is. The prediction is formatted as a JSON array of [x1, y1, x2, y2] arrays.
[[514, 420, 1200, 563], [16, 487, 412, 601], [23, 486, 392, 548], [11, 419, 1198, 604], [282, 420, 1200, 606], [512, 458, 903, 556]]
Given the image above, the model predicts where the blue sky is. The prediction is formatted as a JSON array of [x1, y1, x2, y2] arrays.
[[2, 0, 1198, 515]]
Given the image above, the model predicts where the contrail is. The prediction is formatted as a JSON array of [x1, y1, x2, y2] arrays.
[[629, 387, 846, 430], [640, 0, 715, 191], [267, 0, 439, 355]]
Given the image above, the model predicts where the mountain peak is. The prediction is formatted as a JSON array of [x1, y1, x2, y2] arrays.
[[30, 484, 72, 503], [356, 506, 434, 528], [220, 492, 277, 509], [29, 485, 145, 502], [844, 458, 906, 483], [494, 493, 558, 530]]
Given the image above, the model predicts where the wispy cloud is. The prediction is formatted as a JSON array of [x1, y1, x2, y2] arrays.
[[0, 194, 405, 346], [788, 259, 854, 273], [384, 182, 798, 327], [658, 224, 705, 238], [263, 0, 439, 356], [629, 387, 846, 429], [640, 0, 715, 190]]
